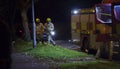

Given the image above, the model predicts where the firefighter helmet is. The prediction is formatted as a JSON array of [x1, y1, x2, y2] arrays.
[[36, 18, 40, 23], [46, 17, 51, 22]]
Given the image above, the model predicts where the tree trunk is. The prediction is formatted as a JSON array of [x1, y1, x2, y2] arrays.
[[21, 10, 31, 41]]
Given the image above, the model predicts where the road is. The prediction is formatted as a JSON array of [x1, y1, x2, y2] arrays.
[[11, 53, 49, 69], [56, 40, 80, 50]]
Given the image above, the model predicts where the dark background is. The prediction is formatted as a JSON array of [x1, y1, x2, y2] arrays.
[[30, 0, 102, 40], [1, 0, 102, 40]]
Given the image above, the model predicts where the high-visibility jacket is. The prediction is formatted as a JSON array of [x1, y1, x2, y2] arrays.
[[44, 22, 54, 32], [36, 23, 44, 35]]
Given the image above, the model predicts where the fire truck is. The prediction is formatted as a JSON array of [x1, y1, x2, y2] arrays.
[[71, 0, 120, 59]]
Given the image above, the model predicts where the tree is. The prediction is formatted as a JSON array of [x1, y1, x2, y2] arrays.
[[17, 0, 32, 41]]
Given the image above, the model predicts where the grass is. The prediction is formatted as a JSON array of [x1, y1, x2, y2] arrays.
[[59, 61, 120, 69], [14, 39, 33, 52], [14, 39, 92, 60], [27, 45, 91, 60]]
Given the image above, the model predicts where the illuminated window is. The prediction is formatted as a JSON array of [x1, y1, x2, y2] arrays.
[[114, 5, 120, 21], [96, 4, 112, 23]]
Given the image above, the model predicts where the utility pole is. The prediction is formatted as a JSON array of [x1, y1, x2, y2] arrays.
[[32, 0, 36, 48]]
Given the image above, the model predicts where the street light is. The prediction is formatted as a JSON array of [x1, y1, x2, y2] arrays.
[[32, 0, 36, 48]]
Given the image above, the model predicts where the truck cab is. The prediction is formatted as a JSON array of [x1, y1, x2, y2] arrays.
[[71, 1, 120, 59]]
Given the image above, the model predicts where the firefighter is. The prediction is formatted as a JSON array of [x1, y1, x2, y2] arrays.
[[35, 18, 44, 44], [44, 17, 56, 45]]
